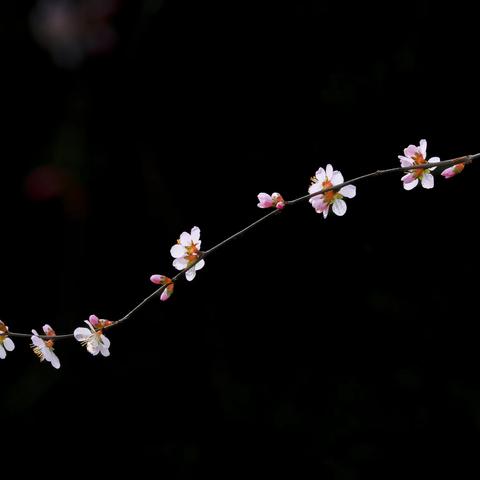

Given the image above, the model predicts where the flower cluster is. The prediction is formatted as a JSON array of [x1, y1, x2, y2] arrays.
[[74, 315, 112, 357], [170, 226, 205, 281], [398, 139, 440, 190], [31, 324, 60, 369], [257, 192, 285, 210], [0, 321, 15, 359], [308, 164, 356, 218]]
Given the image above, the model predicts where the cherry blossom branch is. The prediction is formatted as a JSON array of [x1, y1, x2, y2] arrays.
[[288, 154, 478, 206], [4, 151, 478, 343]]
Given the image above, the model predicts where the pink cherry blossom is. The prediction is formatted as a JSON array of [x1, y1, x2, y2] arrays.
[[0, 321, 15, 360], [441, 163, 465, 179], [398, 139, 440, 190], [74, 314, 111, 357], [170, 226, 205, 281], [31, 324, 60, 369], [308, 164, 356, 218], [257, 192, 285, 210], [150, 275, 174, 301]]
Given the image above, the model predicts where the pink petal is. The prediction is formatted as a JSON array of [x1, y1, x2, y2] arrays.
[[150, 274, 165, 285], [89, 315, 99, 326], [257, 192, 273, 208], [403, 178, 418, 190], [398, 155, 414, 167], [404, 145, 417, 158]]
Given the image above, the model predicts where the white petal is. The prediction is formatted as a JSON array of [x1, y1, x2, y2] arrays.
[[195, 259, 205, 271], [185, 267, 196, 281], [190, 226, 201, 243], [43, 347, 53, 362], [87, 341, 100, 355], [325, 164, 333, 179], [398, 155, 414, 167], [419, 139, 427, 158], [428, 157, 440, 171], [339, 185, 356, 198], [173, 257, 188, 270], [0, 345, 6, 359], [322, 207, 329, 219], [170, 244, 186, 258], [421, 173, 434, 189], [179, 231, 192, 246], [100, 334, 111, 349], [99, 343, 110, 357], [332, 198, 347, 216], [31, 335, 44, 347], [331, 171, 344, 186], [74, 327, 92, 341], [50, 352, 61, 369], [3, 337, 15, 352], [315, 167, 326, 183], [84, 320, 96, 332], [308, 182, 322, 194], [403, 178, 418, 190]]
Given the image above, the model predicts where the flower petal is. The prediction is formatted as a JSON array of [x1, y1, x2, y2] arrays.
[[190, 226, 201, 243], [339, 184, 356, 198], [150, 274, 165, 285], [325, 164, 333, 179], [419, 139, 427, 158], [332, 198, 347, 216], [322, 207, 329, 219], [99, 343, 110, 357], [331, 171, 344, 186], [0, 345, 6, 359], [3, 337, 15, 352], [170, 244, 186, 258], [257, 193, 273, 208], [100, 334, 110, 349], [404, 145, 417, 157], [173, 257, 188, 270], [195, 259, 205, 271], [185, 267, 196, 281], [315, 167, 326, 183], [428, 156, 440, 171], [398, 155, 415, 167], [403, 178, 418, 190], [308, 182, 322, 195], [50, 352, 61, 369], [74, 327, 92, 341], [421, 172, 434, 189], [31, 335, 44, 347], [179, 231, 192, 246]]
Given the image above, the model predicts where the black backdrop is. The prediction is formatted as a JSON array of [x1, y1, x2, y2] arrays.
[[1, 1, 479, 477]]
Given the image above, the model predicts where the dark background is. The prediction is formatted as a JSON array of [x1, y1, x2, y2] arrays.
[[1, 0, 479, 477]]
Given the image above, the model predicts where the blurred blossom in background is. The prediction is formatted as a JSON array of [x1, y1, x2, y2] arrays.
[[30, 0, 120, 68]]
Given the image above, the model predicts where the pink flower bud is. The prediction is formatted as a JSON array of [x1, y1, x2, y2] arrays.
[[441, 163, 465, 179], [257, 193, 273, 208]]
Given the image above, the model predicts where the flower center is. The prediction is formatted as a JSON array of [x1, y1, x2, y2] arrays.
[[322, 180, 338, 203]]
